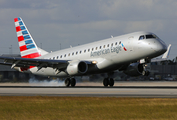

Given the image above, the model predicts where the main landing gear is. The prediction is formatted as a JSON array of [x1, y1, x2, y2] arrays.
[[65, 77, 115, 87], [103, 78, 114, 87], [142, 70, 150, 76], [65, 78, 76, 87]]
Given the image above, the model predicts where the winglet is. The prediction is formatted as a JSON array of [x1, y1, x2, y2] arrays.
[[14, 17, 41, 58], [162, 44, 171, 59]]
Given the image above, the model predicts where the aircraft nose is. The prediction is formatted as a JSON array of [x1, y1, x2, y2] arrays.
[[155, 39, 167, 54]]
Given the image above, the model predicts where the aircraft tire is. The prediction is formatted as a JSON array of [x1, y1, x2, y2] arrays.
[[109, 78, 114, 87], [142, 70, 146, 76], [65, 78, 71, 87], [142, 70, 150, 76], [70, 78, 76, 87], [103, 78, 109, 87]]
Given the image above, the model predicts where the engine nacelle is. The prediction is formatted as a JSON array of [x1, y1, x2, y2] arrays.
[[123, 63, 144, 76], [66, 61, 88, 76]]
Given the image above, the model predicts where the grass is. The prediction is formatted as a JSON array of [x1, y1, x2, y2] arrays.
[[0, 96, 177, 120]]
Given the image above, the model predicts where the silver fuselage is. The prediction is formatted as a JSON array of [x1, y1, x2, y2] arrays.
[[18, 31, 167, 77]]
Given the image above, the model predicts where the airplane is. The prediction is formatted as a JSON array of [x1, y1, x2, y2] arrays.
[[0, 17, 167, 87]]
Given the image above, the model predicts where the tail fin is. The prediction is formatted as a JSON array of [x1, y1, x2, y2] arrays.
[[14, 17, 41, 58], [151, 44, 172, 62], [162, 44, 171, 59]]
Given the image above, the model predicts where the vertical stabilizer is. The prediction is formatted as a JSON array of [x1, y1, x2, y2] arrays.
[[162, 44, 171, 59], [14, 17, 41, 58]]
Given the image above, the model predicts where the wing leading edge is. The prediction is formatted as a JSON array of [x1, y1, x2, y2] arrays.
[[0, 56, 69, 71], [0, 56, 93, 72]]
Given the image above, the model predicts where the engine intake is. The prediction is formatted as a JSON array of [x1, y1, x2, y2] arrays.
[[66, 61, 88, 76], [123, 63, 144, 76]]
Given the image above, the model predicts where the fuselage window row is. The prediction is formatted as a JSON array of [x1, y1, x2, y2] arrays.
[[51, 42, 119, 59]]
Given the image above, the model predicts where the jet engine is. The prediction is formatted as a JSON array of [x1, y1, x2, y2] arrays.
[[66, 61, 88, 76], [123, 63, 149, 76]]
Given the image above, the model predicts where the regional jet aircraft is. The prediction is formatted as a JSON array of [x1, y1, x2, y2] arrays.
[[0, 17, 167, 87]]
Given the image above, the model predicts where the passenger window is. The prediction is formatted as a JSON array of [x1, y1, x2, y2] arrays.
[[139, 35, 145, 40], [111, 43, 113, 47], [84, 50, 86, 53], [80, 51, 82, 54], [100, 46, 102, 49], [96, 47, 98, 50], [57, 56, 59, 59], [103, 45, 105, 48], [53, 57, 55, 60], [68, 53, 70, 56], [64, 54, 66, 57], [88, 49, 90, 52], [92, 48, 94, 51], [107, 44, 109, 47], [72, 52, 74, 55], [60, 55, 62, 58], [115, 42, 117, 45], [76, 51, 78, 55]]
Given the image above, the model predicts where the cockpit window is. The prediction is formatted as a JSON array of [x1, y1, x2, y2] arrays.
[[146, 34, 159, 39], [139, 35, 145, 40], [139, 34, 159, 40], [146, 34, 155, 39]]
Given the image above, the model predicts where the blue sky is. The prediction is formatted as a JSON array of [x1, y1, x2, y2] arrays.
[[0, 0, 177, 59]]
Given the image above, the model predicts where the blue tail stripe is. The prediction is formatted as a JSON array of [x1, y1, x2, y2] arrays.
[[23, 35, 30, 40], [26, 44, 35, 49], [18, 17, 21, 21], [19, 21, 23, 26], [20, 26, 26, 30], [25, 40, 33, 44], [22, 30, 28, 35]]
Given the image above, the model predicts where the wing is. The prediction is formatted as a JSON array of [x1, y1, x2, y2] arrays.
[[0, 56, 93, 72], [0, 56, 69, 71]]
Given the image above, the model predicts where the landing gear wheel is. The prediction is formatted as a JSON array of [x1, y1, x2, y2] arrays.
[[142, 71, 146, 76], [70, 78, 76, 87], [65, 78, 70, 87], [103, 78, 109, 87], [109, 78, 114, 87]]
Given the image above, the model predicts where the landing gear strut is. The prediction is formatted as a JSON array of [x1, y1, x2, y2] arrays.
[[103, 78, 114, 87], [65, 78, 76, 87]]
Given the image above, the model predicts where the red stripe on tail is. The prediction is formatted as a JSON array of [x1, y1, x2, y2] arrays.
[[22, 52, 41, 58], [20, 45, 27, 52], [18, 36, 24, 42], [14, 18, 18, 22], [16, 26, 21, 32]]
